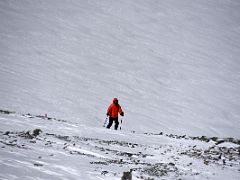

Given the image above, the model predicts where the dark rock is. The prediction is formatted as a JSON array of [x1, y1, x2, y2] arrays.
[[3, 131, 10, 136], [168, 162, 175, 166], [187, 162, 192, 166], [235, 140, 240, 145], [216, 140, 225, 145], [32, 129, 42, 137], [204, 160, 209, 165], [227, 137, 234, 143], [201, 136, 210, 142], [91, 161, 108, 165], [218, 153, 222, 160], [210, 137, 218, 141], [0, 110, 14, 114], [121, 169, 132, 180], [101, 171, 108, 175], [19, 131, 33, 139], [34, 163, 43, 167]]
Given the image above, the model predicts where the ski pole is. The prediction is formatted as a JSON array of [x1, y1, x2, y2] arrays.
[[120, 119, 122, 130], [103, 116, 108, 127]]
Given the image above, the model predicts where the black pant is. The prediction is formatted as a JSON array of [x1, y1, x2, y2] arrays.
[[106, 117, 119, 130]]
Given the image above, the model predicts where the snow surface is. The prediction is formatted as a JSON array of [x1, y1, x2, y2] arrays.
[[0, 0, 240, 137], [0, 112, 239, 180], [0, 0, 240, 179]]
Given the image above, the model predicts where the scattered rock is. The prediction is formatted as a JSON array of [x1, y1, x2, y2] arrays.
[[19, 131, 34, 139], [187, 162, 192, 166], [121, 169, 132, 180], [204, 160, 209, 165], [168, 162, 175, 166], [3, 131, 10, 136], [91, 161, 108, 165], [210, 137, 218, 141], [34, 163, 43, 167], [32, 129, 42, 137], [0, 110, 14, 114], [141, 163, 178, 177], [216, 140, 225, 145], [101, 170, 108, 175]]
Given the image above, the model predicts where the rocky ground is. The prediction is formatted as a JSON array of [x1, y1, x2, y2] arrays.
[[0, 109, 240, 180]]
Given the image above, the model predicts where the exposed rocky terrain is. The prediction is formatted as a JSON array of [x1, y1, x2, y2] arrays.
[[1, 110, 239, 179]]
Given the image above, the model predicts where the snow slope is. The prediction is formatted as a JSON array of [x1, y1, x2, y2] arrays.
[[0, 111, 239, 180], [0, 0, 240, 139]]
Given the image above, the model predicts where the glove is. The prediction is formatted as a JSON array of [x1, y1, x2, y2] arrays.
[[120, 112, 124, 116], [106, 112, 109, 116]]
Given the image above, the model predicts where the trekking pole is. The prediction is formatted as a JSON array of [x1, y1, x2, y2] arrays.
[[103, 116, 108, 127], [120, 119, 122, 130]]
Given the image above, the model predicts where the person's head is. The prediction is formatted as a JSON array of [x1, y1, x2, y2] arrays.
[[113, 98, 118, 105]]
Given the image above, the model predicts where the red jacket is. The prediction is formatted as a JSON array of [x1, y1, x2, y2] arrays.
[[107, 98, 123, 118]]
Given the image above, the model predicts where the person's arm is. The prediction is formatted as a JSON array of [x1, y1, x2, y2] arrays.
[[107, 105, 112, 116], [119, 105, 124, 116]]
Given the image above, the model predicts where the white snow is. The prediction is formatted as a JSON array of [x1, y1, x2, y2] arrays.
[[67, 146, 107, 159], [217, 142, 239, 148], [0, 0, 240, 179], [0, 114, 239, 179], [0, 0, 240, 137]]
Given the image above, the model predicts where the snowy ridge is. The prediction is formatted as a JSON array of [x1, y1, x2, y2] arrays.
[[0, 110, 239, 179]]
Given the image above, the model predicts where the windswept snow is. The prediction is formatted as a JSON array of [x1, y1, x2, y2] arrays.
[[67, 146, 107, 159], [0, 111, 239, 179], [0, 0, 240, 179], [0, 0, 240, 137]]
